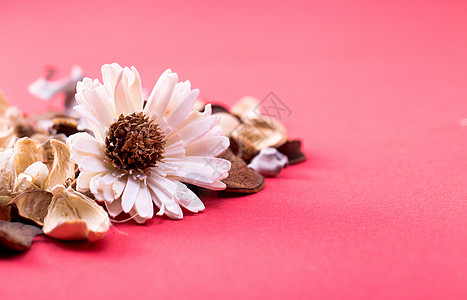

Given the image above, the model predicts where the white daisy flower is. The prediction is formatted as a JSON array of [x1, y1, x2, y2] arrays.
[[68, 63, 231, 223]]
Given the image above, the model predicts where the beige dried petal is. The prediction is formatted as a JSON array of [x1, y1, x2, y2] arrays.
[[13, 138, 41, 175], [43, 185, 110, 242], [14, 175, 42, 194], [44, 139, 75, 192], [10, 190, 53, 226], [0, 148, 16, 195]]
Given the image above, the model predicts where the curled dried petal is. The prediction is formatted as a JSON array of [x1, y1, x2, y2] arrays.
[[43, 185, 110, 242]]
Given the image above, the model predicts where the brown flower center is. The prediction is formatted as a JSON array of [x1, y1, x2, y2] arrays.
[[105, 112, 166, 175]]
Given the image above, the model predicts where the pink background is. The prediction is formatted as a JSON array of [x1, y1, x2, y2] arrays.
[[1, 0, 467, 299]]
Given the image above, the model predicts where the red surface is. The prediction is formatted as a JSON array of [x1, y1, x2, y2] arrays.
[[1, 0, 467, 299]]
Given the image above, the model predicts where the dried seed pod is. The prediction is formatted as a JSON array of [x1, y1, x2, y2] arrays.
[[248, 147, 288, 177], [43, 185, 110, 242]]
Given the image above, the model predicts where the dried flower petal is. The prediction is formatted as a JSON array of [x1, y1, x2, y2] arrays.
[[44, 139, 75, 191], [43, 185, 110, 242], [10, 190, 53, 226], [0, 148, 15, 195], [13, 137, 42, 175]]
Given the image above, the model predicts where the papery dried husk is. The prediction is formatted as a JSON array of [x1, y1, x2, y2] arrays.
[[0, 148, 16, 195], [13, 138, 42, 175], [9, 190, 53, 226], [43, 139, 75, 192], [43, 185, 110, 242]]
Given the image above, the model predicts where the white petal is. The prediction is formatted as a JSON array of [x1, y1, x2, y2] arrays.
[[144, 69, 178, 122], [175, 115, 220, 146], [134, 184, 153, 219], [125, 66, 144, 111], [101, 63, 123, 98], [74, 105, 105, 141], [69, 133, 105, 159], [185, 135, 229, 157], [121, 176, 139, 213], [112, 177, 127, 199], [76, 84, 114, 128], [166, 157, 231, 186], [174, 181, 205, 213], [166, 89, 199, 129], [78, 156, 110, 173], [76, 171, 99, 192], [163, 140, 185, 159], [105, 197, 123, 217], [147, 176, 183, 219], [114, 70, 135, 115], [165, 80, 192, 115]]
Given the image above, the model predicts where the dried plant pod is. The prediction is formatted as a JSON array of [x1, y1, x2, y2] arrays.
[[13, 138, 41, 175], [215, 112, 242, 137], [43, 185, 110, 242], [0, 148, 16, 195], [0, 221, 42, 252], [44, 139, 75, 191], [218, 149, 265, 193], [10, 190, 53, 226]]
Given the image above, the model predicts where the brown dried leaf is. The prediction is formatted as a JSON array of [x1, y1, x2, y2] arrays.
[[0, 196, 13, 221], [0, 221, 42, 252], [44, 139, 75, 191], [13, 138, 41, 175], [43, 186, 110, 242], [10, 190, 53, 226]]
